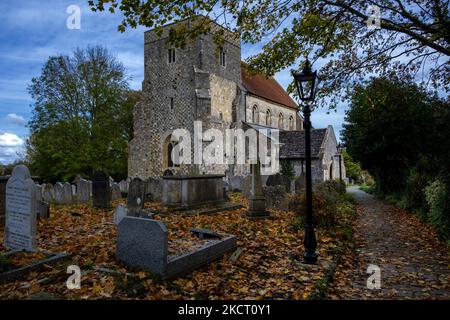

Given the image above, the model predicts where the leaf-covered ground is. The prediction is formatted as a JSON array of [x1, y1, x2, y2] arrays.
[[0, 193, 344, 300], [327, 187, 450, 300]]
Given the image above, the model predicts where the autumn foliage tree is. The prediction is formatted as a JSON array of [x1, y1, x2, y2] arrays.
[[89, 0, 449, 106], [27, 46, 140, 182]]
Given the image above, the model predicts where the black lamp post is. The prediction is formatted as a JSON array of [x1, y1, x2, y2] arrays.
[[292, 59, 318, 264]]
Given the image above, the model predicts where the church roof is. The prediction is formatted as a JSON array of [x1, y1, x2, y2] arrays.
[[241, 66, 298, 110], [279, 128, 328, 159]]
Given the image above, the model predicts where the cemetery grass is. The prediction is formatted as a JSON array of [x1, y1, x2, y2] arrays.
[[0, 193, 355, 300]]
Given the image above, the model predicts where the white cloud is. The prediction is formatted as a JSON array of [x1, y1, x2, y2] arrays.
[[6, 113, 27, 126], [0, 132, 25, 164]]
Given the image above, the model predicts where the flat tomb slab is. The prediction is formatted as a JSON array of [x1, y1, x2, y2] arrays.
[[0, 250, 70, 284], [162, 175, 225, 208]]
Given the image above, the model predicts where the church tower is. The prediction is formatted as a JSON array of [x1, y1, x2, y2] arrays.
[[128, 18, 244, 179]]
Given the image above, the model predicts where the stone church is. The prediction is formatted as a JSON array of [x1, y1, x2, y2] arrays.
[[128, 18, 345, 182]]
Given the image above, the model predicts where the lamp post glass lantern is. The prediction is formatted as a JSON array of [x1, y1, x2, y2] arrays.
[[292, 59, 318, 264]]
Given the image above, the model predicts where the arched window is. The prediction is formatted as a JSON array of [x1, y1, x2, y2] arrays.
[[289, 115, 294, 130], [266, 109, 271, 126], [167, 142, 174, 167], [252, 105, 259, 123], [278, 113, 283, 129], [164, 135, 180, 169], [329, 163, 333, 180]]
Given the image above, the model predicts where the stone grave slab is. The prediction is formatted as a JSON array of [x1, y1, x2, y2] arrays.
[[117, 217, 236, 279]]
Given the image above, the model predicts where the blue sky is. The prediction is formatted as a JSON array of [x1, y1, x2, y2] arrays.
[[0, 0, 346, 164]]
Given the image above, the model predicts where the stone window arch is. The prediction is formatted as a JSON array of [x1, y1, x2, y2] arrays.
[[266, 109, 271, 126], [329, 162, 333, 180], [289, 115, 294, 130], [163, 135, 180, 169], [252, 105, 259, 123], [278, 113, 284, 129]]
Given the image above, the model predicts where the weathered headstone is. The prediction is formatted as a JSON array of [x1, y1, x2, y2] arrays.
[[88, 181, 93, 197], [4, 165, 37, 251], [92, 171, 111, 209], [145, 178, 162, 202], [0, 176, 10, 225], [116, 217, 168, 275], [111, 183, 121, 201], [109, 176, 114, 187], [35, 185, 43, 202], [76, 179, 90, 204], [62, 182, 72, 204], [127, 178, 145, 215], [54, 182, 64, 204], [263, 185, 289, 211], [113, 204, 128, 225], [229, 176, 243, 191], [266, 173, 291, 192], [295, 173, 307, 194], [36, 200, 50, 219], [118, 180, 128, 193], [42, 183, 54, 203], [71, 185, 76, 196]]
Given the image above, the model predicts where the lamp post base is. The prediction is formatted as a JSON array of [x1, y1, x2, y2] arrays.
[[303, 251, 318, 264]]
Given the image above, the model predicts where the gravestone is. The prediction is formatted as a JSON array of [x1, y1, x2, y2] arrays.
[[35, 185, 43, 202], [36, 200, 50, 219], [127, 178, 145, 215], [111, 183, 121, 201], [71, 185, 76, 196], [76, 179, 90, 204], [4, 165, 37, 251], [229, 176, 243, 191], [263, 185, 289, 211], [109, 176, 114, 187], [54, 182, 64, 204], [113, 204, 128, 225], [62, 183, 72, 204], [0, 176, 10, 225], [117, 217, 237, 279], [118, 180, 128, 193], [42, 183, 54, 203], [92, 171, 111, 209], [35, 184, 49, 219], [117, 217, 167, 275], [266, 173, 291, 192], [295, 173, 307, 194], [145, 178, 162, 202]]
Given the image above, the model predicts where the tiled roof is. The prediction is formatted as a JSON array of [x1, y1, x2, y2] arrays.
[[279, 129, 328, 159], [241, 66, 298, 110]]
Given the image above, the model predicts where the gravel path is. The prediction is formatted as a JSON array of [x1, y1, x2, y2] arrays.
[[328, 186, 449, 299]]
